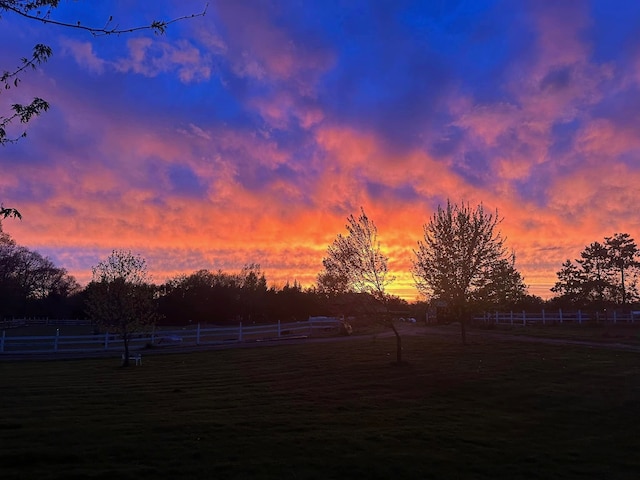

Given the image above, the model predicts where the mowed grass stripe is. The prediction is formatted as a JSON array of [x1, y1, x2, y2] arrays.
[[1, 334, 639, 479]]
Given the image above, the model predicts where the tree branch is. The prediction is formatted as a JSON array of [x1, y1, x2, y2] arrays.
[[0, 1, 208, 36]]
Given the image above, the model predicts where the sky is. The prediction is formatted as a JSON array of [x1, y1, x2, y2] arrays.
[[1, 0, 640, 301]]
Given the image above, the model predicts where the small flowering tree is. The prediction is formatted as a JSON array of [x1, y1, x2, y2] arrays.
[[85, 250, 160, 366]]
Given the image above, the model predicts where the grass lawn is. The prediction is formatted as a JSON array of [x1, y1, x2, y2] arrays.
[[1, 333, 639, 479], [472, 322, 640, 346]]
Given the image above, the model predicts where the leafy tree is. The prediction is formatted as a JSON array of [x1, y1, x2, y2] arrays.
[[319, 208, 394, 299], [238, 263, 268, 323], [412, 200, 519, 344], [85, 250, 160, 366], [318, 208, 403, 362], [551, 233, 639, 307], [268, 280, 321, 322], [159, 269, 240, 325], [578, 242, 615, 306], [605, 233, 640, 305], [0, 224, 79, 318], [551, 259, 586, 306], [470, 252, 527, 310]]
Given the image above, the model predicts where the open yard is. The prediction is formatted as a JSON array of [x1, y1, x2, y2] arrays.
[[1, 332, 639, 479]]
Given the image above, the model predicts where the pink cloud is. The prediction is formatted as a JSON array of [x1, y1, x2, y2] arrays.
[[60, 36, 212, 83], [59, 39, 107, 74], [212, 0, 335, 85]]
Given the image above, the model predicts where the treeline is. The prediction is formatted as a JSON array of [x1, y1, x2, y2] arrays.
[[0, 226, 81, 319], [2, 222, 639, 324], [0, 225, 413, 323], [551, 232, 640, 309]]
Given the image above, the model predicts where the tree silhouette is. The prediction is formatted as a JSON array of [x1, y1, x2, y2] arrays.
[[412, 200, 517, 344], [85, 250, 160, 366], [319, 208, 404, 362], [551, 233, 640, 307]]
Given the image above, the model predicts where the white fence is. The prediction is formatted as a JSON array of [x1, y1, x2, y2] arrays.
[[474, 310, 640, 326], [0, 318, 93, 329], [0, 318, 344, 355]]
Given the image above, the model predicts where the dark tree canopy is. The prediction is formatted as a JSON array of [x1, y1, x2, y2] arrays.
[[318, 207, 394, 301], [552, 233, 640, 307], [412, 200, 525, 343], [85, 250, 160, 366], [318, 208, 405, 363], [0, 223, 79, 318]]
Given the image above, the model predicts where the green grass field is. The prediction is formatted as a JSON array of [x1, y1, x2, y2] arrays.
[[1, 333, 639, 479]]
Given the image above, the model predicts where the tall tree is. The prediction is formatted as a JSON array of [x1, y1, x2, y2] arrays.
[[551, 233, 640, 307], [412, 200, 518, 344], [605, 233, 640, 305], [470, 252, 527, 310], [319, 208, 394, 300], [318, 208, 403, 362], [0, 225, 79, 318], [238, 263, 268, 323], [85, 250, 160, 366], [551, 259, 587, 306], [578, 241, 614, 306]]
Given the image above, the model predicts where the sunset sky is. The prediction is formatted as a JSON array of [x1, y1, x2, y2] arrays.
[[1, 0, 640, 301]]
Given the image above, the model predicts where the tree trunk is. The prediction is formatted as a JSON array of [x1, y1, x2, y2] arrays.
[[460, 317, 467, 345], [122, 332, 130, 367], [389, 319, 402, 364]]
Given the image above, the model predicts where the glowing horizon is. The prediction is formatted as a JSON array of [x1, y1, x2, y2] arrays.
[[2, 1, 639, 302]]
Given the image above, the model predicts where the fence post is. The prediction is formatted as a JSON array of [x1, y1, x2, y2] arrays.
[[238, 322, 243, 342], [196, 323, 201, 345], [578, 310, 582, 325], [559, 309, 563, 324], [54, 328, 59, 352], [542, 309, 546, 325], [151, 326, 156, 345], [277, 319, 281, 337], [495, 311, 498, 324], [104, 331, 109, 350], [510, 311, 513, 325], [522, 310, 526, 326], [613, 311, 617, 324], [1, 330, 4, 353]]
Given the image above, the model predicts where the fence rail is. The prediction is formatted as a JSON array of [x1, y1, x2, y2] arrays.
[[0, 318, 345, 355], [474, 309, 640, 326], [0, 318, 93, 329]]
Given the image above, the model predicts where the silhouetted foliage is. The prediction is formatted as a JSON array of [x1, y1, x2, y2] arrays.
[[412, 200, 525, 344], [1, 205, 22, 219], [469, 253, 527, 310], [85, 250, 160, 366], [318, 208, 404, 362], [552, 233, 640, 308], [318, 208, 394, 300], [0, 224, 79, 319]]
